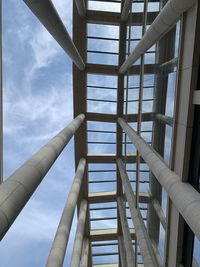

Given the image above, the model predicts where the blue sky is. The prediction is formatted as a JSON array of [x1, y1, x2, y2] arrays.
[[1, 0, 78, 266], [1, 1, 200, 266]]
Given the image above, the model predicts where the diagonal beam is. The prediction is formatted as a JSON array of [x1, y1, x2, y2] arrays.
[[118, 117, 200, 240], [117, 158, 159, 267], [118, 197, 135, 267], [46, 158, 86, 267], [119, 0, 197, 73], [70, 199, 88, 267], [23, 0, 85, 70], [0, 114, 85, 240]]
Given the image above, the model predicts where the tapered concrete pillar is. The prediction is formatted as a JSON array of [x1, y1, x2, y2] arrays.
[[45, 158, 86, 267], [119, 0, 197, 73], [121, 0, 131, 21], [117, 159, 159, 267], [118, 117, 200, 240], [23, 0, 85, 70], [70, 199, 88, 267], [118, 197, 135, 267], [0, 114, 85, 240], [74, 0, 86, 18], [118, 236, 127, 267], [80, 238, 89, 267]]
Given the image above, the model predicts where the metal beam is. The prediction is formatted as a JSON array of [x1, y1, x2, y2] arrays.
[[87, 10, 121, 26], [118, 117, 200, 240], [119, 0, 197, 73], [87, 155, 137, 164], [23, 0, 85, 70], [86, 63, 118, 75], [45, 158, 86, 267], [88, 191, 117, 203], [87, 10, 158, 26], [86, 63, 158, 75], [88, 191, 150, 204], [86, 112, 158, 123], [90, 228, 136, 241], [0, 114, 85, 240]]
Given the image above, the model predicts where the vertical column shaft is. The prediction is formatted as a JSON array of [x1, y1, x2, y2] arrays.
[[117, 197, 135, 267], [119, 0, 197, 73], [121, 0, 131, 21], [45, 158, 86, 267], [70, 199, 88, 267], [118, 236, 127, 267], [117, 117, 200, 240], [74, 0, 86, 18], [23, 0, 85, 70], [0, 114, 85, 240], [80, 238, 89, 267]]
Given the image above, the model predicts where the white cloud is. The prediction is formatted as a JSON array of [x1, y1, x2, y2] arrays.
[[29, 28, 61, 71]]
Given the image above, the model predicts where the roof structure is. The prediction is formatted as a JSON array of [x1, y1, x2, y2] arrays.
[[0, 0, 200, 266]]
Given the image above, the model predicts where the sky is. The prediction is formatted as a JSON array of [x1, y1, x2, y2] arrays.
[[0, 0, 78, 266], [1, 1, 199, 266]]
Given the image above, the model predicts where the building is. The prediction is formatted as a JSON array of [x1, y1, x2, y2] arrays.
[[0, 0, 200, 266]]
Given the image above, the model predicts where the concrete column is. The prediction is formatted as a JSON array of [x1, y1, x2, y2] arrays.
[[193, 90, 200, 105], [117, 197, 135, 267], [80, 238, 89, 267], [45, 158, 86, 267], [117, 159, 159, 267], [151, 239, 163, 267], [152, 198, 166, 230], [155, 113, 174, 126], [119, 0, 197, 73], [118, 236, 127, 267], [0, 114, 85, 240], [23, 0, 85, 70], [118, 117, 200, 240], [74, 0, 86, 18], [159, 57, 178, 69], [121, 0, 131, 21], [70, 199, 88, 267]]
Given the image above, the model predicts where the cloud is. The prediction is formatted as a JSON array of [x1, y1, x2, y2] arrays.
[[29, 28, 62, 71], [1, 0, 77, 266]]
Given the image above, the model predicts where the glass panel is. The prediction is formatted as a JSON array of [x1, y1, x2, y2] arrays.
[[88, 0, 121, 12], [193, 237, 200, 266], [158, 223, 166, 262], [87, 74, 118, 114], [88, 24, 119, 39], [87, 122, 116, 154]]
